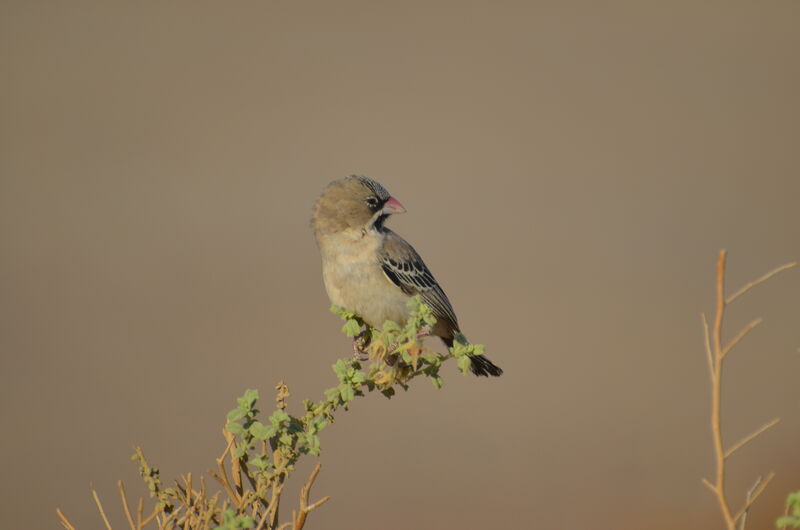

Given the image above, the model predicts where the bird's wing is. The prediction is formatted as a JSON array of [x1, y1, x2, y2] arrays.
[[378, 230, 459, 330]]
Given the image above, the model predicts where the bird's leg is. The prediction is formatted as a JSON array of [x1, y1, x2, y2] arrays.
[[351, 328, 371, 361], [416, 324, 432, 339]]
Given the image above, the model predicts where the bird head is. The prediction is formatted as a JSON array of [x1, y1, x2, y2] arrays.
[[312, 175, 406, 236]]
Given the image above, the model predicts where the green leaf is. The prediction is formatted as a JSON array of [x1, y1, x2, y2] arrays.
[[226, 421, 243, 435], [421, 352, 439, 363], [227, 408, 246, 421], [308, 434, 321, 455], [332, 360, 348, 379], [249, 421, 271, 440], [330, 305, 357, 320], [457, 355, 471, 375], [269, 409, 290, 427], [382, 320, 401, 333], [251, 455, 270, 470], [242, 389, 259, 406], [339, 384, 355, 403], [788, 492, 800, 512], [776, 515, 800, 528], [343, 318, 362, 337]]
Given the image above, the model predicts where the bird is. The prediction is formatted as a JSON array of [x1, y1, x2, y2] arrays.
[[311, 175, 502, 377]]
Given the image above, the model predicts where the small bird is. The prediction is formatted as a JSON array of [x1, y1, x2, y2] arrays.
[[311, 175, 502, 377]]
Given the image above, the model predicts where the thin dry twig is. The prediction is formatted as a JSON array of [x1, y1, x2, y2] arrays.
[[721, 318, 763, 359], [92, 488, 113, 530], [725, 418, 781, 459], [702, 250, 789, 530], [708, 251, 735, 529], [136, 497, 144, 530], [701, 313, 713, 381], [733, 472, 776, 525], [293, 463, 330, 530], [56, 508, 77, 530], [726, 262, 797, 304], [139, 505, 159, 527], [213, 429, 242, 507], [738, 476, 763, 530], [117, 480, 136, 530], [223, 428, 243, 493]]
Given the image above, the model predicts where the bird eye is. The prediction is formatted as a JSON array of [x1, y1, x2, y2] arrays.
[[365, 196, 379, 208]]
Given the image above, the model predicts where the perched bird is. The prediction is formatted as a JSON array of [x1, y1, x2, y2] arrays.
[[311, 175, 502, 377]]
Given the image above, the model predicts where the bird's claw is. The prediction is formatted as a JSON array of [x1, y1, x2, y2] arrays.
[[351, 330, 371, 361], [416, 325, 432, 338]]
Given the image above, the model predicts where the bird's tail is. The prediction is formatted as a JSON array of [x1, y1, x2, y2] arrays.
[[441, 336, 503, 377], [468, 354, 504, 377]]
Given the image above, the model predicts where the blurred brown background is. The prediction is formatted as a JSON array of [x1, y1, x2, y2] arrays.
[[2, 2, 799, 529]]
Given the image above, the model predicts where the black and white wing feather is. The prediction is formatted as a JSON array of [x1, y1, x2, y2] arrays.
[[378, 230, 459, 333]]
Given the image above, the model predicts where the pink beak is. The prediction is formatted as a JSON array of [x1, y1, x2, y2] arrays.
[[382, 196, 406, 215]]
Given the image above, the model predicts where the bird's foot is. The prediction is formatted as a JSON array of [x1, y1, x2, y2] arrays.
[[351, 331, 371, 361], [416, 325, 432, 339]]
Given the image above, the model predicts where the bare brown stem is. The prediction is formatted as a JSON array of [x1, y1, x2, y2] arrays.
[[725, 418, 781, 459], [726, 262, 797, 304], [702, 250, 790, 530], [136, 497, 144, 530], [223, 428, 243, 494], [117, 480, 136, 530], [56, 508, 77, 530], [738, 475, 764, 530], [709, 251, 735, 528], [733, 472, 775, 525], [213, 430, 242, 507], [701, 313, 713, 382], [293, 463, 330, 530], [721, 318, 762, 359], [92, 488, 113, 530]]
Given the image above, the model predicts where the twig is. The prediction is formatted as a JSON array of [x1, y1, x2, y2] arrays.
[[293, 463, 330, 530], [725, 418, 781, 459], [214, 430, 242, 506], [56, 508, 77, 530], [708, 251, 735, 528], [223, 428, 243, 493], [267, 473, 286, 529], [185, 473, 193, 509], [140, 506, 159, 527], [702, 250, 790, 530], [726, 262, 797, 304], [92, 488, 113, 530], [701, 313, 713, 381], [136, 497, 144, 530], [738, 476, 763, 530], [721, 318, 762, 359], [118, 480, 136, 530], [733, 472, 775, 525]]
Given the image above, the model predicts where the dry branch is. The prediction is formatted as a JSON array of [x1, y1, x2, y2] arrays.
[[701, 250, 792, 530]]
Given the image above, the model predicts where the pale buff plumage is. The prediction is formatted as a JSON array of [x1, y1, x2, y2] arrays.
[[311, 175, 502, 377]]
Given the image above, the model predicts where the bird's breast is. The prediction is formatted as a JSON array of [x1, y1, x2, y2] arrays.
[[319, 231, 410, 329]]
